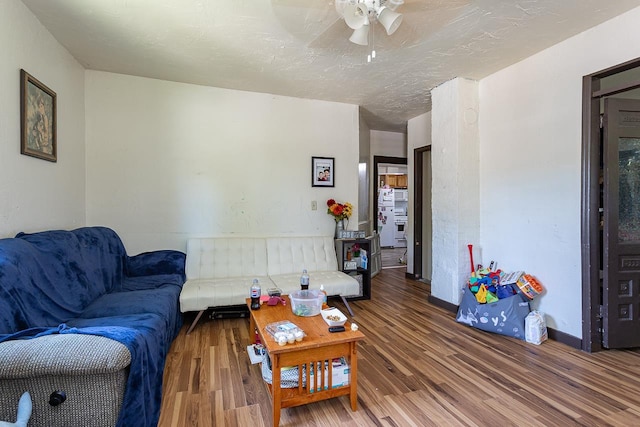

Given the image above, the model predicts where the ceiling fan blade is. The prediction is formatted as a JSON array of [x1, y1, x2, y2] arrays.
[[307, 17, 351, 49], [271, 0, 341, 44], [395, 0, 472, 14], [380, 0, 473, 47]]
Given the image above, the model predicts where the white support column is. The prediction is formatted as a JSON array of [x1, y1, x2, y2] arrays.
[[430, 78, 480, 305]]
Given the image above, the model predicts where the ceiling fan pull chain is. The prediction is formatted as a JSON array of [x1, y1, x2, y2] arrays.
[[371, 18, 376, 60]]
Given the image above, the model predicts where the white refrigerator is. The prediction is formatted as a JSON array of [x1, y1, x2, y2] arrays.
[[377, 188, 395, 247]]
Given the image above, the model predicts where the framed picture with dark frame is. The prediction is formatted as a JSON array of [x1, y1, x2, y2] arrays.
[[21, 69, 57, 162], [312, 156, 334, 187]]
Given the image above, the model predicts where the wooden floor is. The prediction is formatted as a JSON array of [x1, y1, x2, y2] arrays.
[[381, 247, 407, 268], [158, 268, 640, 426]]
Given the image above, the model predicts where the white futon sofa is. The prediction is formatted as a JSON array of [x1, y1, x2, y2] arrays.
[[179, 236, 360, 333]]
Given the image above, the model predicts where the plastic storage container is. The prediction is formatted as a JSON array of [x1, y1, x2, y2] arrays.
[[265, 321, 306, 345], [290, 289, 323, 317]]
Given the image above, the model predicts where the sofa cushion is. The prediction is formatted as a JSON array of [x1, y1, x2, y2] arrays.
[[126, 250, 186, 279], [17, 227, 128, 296], [79, 284, 182, 341], [186, 238, 269, 280], [266, 236, 339, 276], [0, 227, 131, 334], [120, 273, 185, 292], [180, 276, 275, 311]]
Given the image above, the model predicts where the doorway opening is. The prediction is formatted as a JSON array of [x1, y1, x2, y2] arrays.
[[373, 156, 408, 269], [582, 56, 640, 352]]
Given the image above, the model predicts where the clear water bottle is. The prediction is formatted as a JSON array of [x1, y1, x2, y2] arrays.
[[300, 269, 310, 291], [320, 284, 328, 307], [250, 279, 261, 310]]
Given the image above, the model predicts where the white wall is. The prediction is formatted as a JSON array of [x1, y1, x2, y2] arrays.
[[85, 71, 360, 254], [371, 129, 407, 259], [431, 78, 480, 304], [0, 0, 85, 238], [370, 130, 406, 158], [407, 111, 432, 274], [479, 6, 640, 338], [358, 110, 371, 231]]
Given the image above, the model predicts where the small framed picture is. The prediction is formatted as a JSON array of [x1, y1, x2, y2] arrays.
[[21, 69, 57, 162], [344, 260, 358, 270], [312, 156, 334, 187]]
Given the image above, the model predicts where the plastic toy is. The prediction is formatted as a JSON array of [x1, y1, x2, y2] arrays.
[[485, 291, 499, 303], [0, 392, 31, 427], [516, 274, 544, 299], [475, 284, 488, 303]]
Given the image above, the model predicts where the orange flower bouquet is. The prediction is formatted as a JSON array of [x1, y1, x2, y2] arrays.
[[326, 199, 353, 222]]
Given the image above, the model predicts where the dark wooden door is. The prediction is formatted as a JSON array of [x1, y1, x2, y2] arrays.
[[603, 98, 640, 348]]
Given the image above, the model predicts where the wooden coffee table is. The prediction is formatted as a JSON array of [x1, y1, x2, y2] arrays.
[[247, 296, 365, 426]]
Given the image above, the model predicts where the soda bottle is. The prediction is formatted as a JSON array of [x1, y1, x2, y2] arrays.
[[300, 269, 310, 291], [250, 279, 261, 310]]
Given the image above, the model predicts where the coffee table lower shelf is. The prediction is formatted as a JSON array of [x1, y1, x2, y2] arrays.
[[265, 383, 352, 407], [264, 371, 354, 409], [258, 339, 359, 426]]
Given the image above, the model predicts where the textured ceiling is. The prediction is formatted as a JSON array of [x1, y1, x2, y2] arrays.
[[21, 0, 640, 132]]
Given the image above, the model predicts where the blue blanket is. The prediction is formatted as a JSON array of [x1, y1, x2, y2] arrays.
[[0, 227, 185, 427]]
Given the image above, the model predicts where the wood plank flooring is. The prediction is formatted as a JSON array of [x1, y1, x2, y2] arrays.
[[158, 268, 640, 426], [381, 247, 407, 268]]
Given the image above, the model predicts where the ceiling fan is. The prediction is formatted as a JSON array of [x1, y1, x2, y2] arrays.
[[270, 0, 471, 52], [335, 0, 405, 46]]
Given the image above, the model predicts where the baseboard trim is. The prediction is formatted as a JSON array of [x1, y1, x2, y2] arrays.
[[430, 295, 583, 350], [547, 327, 582, 349], [405, 271, 417, 280], [428, 294, 458, 313]]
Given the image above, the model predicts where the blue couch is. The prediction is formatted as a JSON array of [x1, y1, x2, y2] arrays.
[[0, 226, 185, 427]]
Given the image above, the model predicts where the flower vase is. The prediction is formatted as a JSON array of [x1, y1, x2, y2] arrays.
[[335, 220, 344, 238]]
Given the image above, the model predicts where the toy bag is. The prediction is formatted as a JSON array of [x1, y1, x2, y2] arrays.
[[456, 287, 530, 340]]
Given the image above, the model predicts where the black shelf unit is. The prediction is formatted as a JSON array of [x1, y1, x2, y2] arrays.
[[335, 237, 371, 300]]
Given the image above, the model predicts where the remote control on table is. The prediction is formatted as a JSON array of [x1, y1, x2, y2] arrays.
[[328, 326, 345, 333]]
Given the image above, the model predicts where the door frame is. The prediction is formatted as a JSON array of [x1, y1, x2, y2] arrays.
[[373, 156, 407, 235], [413, 146, 431, 280], [582, 56, 640, 352]]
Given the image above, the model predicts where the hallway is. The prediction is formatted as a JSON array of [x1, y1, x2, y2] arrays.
[[381, 247, 407, 269]]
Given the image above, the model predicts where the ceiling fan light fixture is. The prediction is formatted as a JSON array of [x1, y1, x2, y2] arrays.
[[344, 3, 369, 30], [377, 6, 403, 35], [349, 22, 370, 45]]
